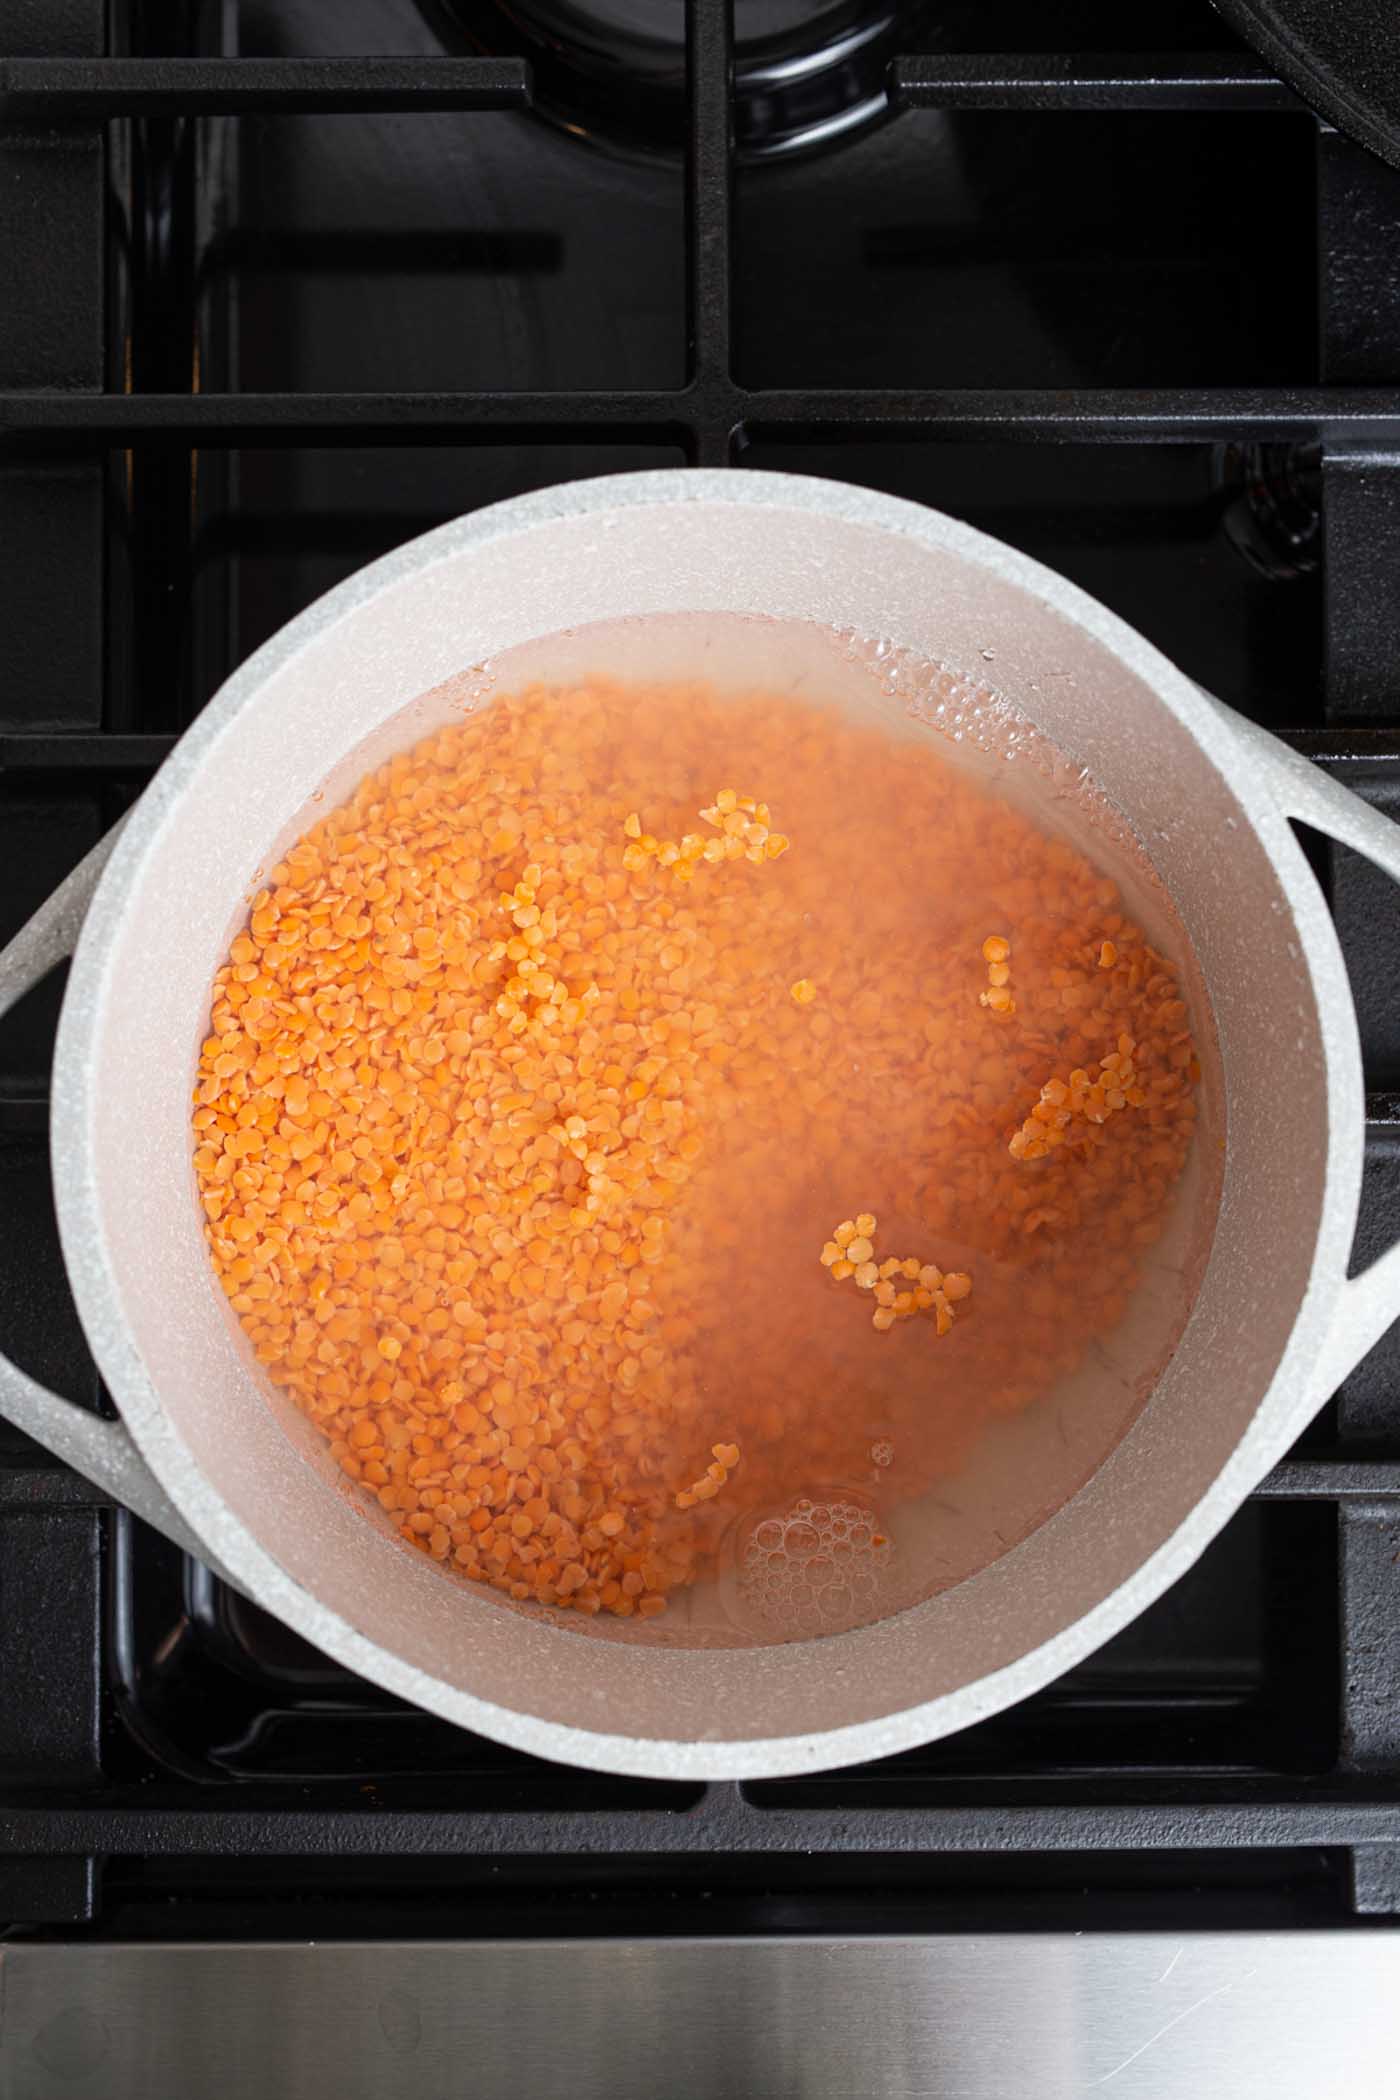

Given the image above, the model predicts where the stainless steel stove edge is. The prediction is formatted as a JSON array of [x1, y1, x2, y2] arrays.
[[0, 1932, 1396, 2099]]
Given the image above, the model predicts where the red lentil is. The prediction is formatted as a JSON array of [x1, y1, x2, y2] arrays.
[[192, 673, 1201, 1628]]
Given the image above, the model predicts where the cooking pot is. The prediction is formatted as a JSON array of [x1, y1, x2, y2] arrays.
[[1, 468, 1397, 1778]]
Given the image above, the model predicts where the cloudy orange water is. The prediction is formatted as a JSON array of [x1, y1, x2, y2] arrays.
[[191, 657, 1202, 1641]]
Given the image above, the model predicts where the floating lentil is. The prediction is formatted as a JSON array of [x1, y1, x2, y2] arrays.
[[979, 932, 1016, 1017], [819, 1216, 970, 1336]]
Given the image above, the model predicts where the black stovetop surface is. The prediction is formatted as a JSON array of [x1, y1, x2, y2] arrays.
[[1, 0, 1399, 1938]]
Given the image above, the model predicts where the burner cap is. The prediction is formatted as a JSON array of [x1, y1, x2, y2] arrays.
[[428, 1, 907, 160], [1214, 442, 1321, 582]]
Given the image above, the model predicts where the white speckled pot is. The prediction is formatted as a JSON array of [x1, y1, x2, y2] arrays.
[[1, 469, 1398, 1778]]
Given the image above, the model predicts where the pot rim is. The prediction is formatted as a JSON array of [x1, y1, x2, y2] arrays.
[[49, 468, 1363, 1777]]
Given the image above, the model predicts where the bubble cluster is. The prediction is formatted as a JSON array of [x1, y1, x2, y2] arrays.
[[870, 1438, 895, 1469], [838, 630, 1012, 754], [733, 1496, 894, 1639]]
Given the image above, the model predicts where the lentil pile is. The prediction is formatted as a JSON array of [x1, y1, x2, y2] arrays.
[[192, 671, 1202, 1632]]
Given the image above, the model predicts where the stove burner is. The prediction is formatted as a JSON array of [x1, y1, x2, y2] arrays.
[[1213, 441, 1322, 582], [427, 0, 908, 160]]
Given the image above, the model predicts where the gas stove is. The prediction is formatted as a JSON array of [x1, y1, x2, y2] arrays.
[[1, 1, 1398, 2090]]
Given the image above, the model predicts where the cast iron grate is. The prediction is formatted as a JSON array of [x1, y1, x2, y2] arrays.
[[1, 0, 1399, 1933]]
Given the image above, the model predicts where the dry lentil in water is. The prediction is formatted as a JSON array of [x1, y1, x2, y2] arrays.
[[192, 655, 1203, 1637]]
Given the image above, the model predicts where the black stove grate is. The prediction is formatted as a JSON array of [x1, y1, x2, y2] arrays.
[[2, 0, 1400, 1936]]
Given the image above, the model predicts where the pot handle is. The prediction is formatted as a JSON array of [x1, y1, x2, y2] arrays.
[[0, 827, 218, 1565], [1229, 711, 1400, 1396]]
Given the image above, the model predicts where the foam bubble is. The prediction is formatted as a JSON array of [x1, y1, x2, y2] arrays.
[[730, 1494, 894, 1639]]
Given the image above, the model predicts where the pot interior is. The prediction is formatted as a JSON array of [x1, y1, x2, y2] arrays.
[[68, 477, 1330, 1761]]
